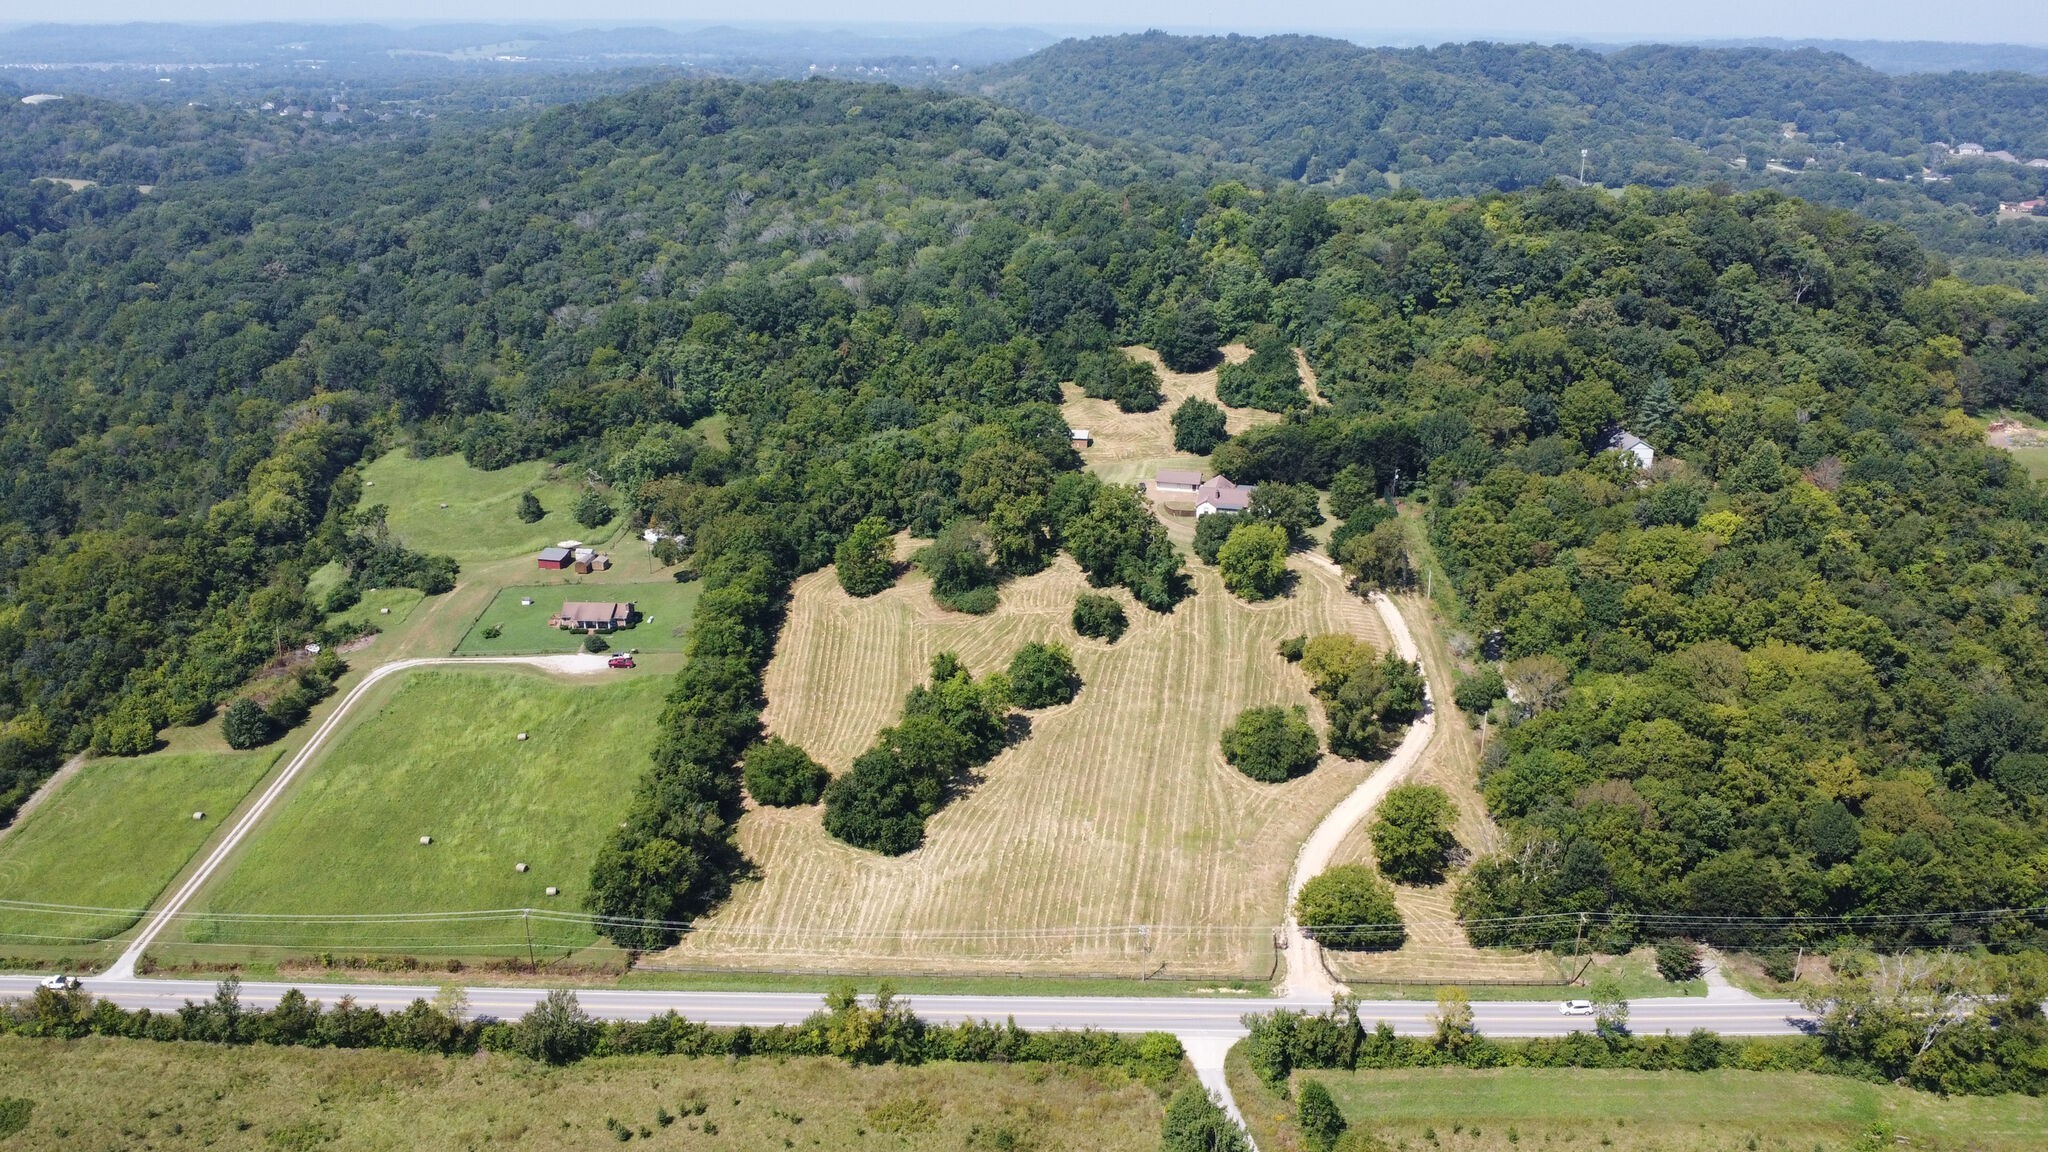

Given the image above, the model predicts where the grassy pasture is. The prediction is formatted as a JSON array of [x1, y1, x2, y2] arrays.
[[0, 749, 280, 953], [0, 1036, 1167, 1152], [455, 579, 702, 655], [1248, 1065, 2048, 1152], [655, 552, 1394, 978], [172, 669, 663, 957], [355, 448, 604, 563]]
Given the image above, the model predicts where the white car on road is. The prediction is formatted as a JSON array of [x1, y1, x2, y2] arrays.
[[39, 973, 80, 991], [1560, 999, 1594, 1016]]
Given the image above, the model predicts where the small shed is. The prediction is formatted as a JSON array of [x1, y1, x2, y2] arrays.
[[1070, 427, 1092, 448], [536, 546, 573, 570]]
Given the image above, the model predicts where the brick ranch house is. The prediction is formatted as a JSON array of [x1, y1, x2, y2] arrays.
[[550, 601, 635, 631]]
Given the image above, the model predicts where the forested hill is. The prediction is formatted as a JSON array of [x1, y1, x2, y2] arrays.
[[3, 67, 2048, 945], [0, 77, 1184, 811], [966, 34, 2048, 285]]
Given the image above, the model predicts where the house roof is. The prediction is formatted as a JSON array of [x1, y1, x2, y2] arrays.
[[1155, 468, 1202, 488], [1602, 429, 1651, 453], [559, 601, 632, 620], [1194, 475, 1255, 509], [538, 546, 573, 562]]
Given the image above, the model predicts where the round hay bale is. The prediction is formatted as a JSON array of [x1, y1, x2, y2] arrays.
[[516, 862, 528, 873], [544, 886, 559, 897], [420, 835, 433, 846], [439, 502, 449, 508], [380, 607, 391, 615], [517, 732, 529, 741], [192, 811, 205, 821]]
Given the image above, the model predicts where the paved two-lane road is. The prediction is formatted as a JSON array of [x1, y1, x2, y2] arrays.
[[0, 974, 1813, 1039]]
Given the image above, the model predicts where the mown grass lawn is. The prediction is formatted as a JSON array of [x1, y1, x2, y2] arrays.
[[356, 448, 607, 564], [1291, 1066, 2048, 1151], [454, 579, 702, 655], [0, 1036, 1167, 1152], [179, 669, 665, 956], [0, 749, 281, 947]]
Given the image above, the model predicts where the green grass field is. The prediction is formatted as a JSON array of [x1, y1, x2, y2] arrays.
[[454, 579, 702, 655], [0, 750, 281, 949], [174, 669, 666, 957], [0, 1036, 1167, 1152], [1235, 1063, 2048, 1152], [356, 449, 607, 563]]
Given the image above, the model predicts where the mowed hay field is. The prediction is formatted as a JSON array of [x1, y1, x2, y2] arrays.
[[658, 552, 1393, 977], [169, 668, 665, 958], [0, 1036, 1168, 1152], [1061, 345, 1279, 488], [0, 749, 282, 955], [1244, 1066, 2048, 1152]]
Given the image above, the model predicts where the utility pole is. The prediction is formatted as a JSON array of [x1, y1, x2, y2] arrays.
[[523, 908, 535, 969]]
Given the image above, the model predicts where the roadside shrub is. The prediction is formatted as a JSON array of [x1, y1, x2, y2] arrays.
[[1657, 940, 1705, 982], [1453, 667, 1505, 717], [1369, 784, 1459, 885], [742, 738, 829, 807], [1295, 864, 1405, 950], [508, 990, 599, 1064], [582, 633, 610, 653], [1297, 1079, 1347, 1152], [1071, 592, 1127, 642], [1221, 705, 1322, 782], [1172, 397, 1229, 454], [1007, 643, 1081, 709], [1160, 1082, 1250, 1152], [221, 698, 276, 750]]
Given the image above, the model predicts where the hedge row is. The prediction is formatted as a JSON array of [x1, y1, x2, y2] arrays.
[[5, 980, 1185, 1084]]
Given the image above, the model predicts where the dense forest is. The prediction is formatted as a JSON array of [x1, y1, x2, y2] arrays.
[[966, 34, 2048, 286], [3, 64, 2047, 951]]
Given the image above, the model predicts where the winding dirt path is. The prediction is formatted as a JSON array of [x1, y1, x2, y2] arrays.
[[105, 653, 613, 978], [1279, 564, 1438, 1000]]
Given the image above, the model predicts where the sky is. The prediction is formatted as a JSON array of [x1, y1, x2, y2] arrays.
[[10, 2, 2048, 46]]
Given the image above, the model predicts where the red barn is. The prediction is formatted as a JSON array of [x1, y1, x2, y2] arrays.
[[536, 546, 573, 570]]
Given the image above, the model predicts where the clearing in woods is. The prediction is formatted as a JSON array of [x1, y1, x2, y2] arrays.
[[355, 448, 608, 564], [161, 668, 665, 960], [653, 549, 1395, 978], [1060, 344, 1280, 488]]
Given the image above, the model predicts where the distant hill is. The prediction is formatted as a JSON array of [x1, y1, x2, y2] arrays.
[[1692, 38, 2048, 76], [964, 33, 2048, 286]]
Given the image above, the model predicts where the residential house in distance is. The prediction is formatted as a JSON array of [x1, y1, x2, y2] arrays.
[[550, 601, 635, 631], [1601, 429, 1656, 469], [1193, 475, 1256, 516], [1152, 468, 1202, 494]]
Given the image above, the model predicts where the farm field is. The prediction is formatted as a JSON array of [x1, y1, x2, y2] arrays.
[[0, 1036, 1168, 1152], [355, 448, 608, 563], [654, 551, 1396, 978], [1230, 1062, 2048, 1152], [455, 579, 703, 655], [167, 669, 664, 959], [0, 749, 281, 955], [1061, 344, 1279, 489]]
